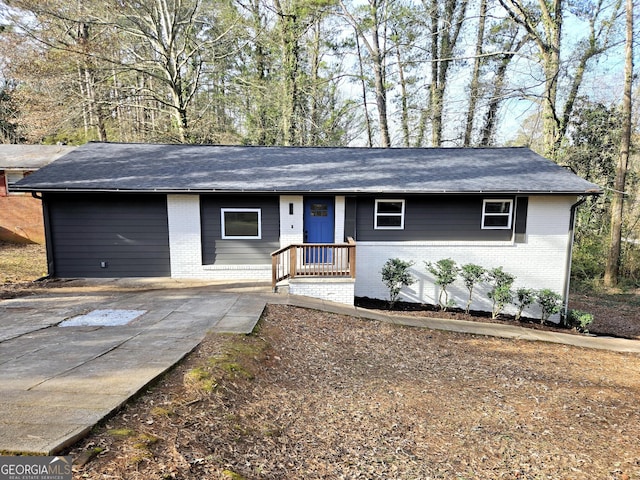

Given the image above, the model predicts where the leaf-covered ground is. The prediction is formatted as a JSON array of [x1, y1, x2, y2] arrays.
[[68, 305, 640, 480]]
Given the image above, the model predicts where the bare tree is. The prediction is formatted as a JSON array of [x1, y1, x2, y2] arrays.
[[499, 0, 622, 158], [354, 30, 373, 147], [340, 0, 391, 147], [479, 19, 528, 146], [111, 0, 211, 143], [463, 0, 486, 146]]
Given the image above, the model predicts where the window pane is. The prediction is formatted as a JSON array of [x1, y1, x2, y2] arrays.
[[377, 201, 403, 214], [224, 211, 259, 236], [484, 201, 511, 214], [484, 215, 510, 227], [311, 203, 328, 217], [377, 215, 402, 227]]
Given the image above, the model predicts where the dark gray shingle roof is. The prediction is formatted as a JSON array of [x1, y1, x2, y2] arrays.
[[13, 142, 601, 194], [0, 145, 76, 170]]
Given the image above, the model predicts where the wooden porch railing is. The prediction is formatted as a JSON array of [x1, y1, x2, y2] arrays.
[[271, 237, 356, 289]]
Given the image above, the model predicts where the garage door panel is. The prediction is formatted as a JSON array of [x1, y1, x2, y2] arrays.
[[46, 194, 170, 277]]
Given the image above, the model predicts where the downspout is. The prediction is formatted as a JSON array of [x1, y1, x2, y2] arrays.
[[563, 196, 588, 320], [32, 192, 55, 278]]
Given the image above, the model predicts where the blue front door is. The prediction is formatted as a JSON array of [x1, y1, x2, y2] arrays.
[[304, 197, 335, 263]]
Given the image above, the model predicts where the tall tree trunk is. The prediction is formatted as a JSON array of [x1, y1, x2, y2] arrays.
[[430, 0, 468, 146], [83, 64, 107, 141], [250, 0, 270, 145], [498, 0, 561, 157], [309, 21, 321, 146], [604, 0, 633, 287], [395, 41, 410, 147], [479, 32, 527, 146], [340, 0, 390, 147], [167, 66, 188, 143], [429, 0, 440, 146], [77, 64, 90, 138], [370, 1, 390, 147], [112, 67, 123, 141], [355, 31, 373, 148], [539, 0, 562, 159], [274, 0, 301, 146], [479, 56, 509, 146], [463, 0, 486, 146]]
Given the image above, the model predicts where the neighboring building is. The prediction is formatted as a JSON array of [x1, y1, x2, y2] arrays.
[[14, 142, 600, 317], [0, 145, 76, 243]]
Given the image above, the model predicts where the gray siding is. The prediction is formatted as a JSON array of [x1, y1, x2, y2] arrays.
[[352, 195, 517, 241], [514, 197, 528, 243], [45, 193, 170, 277], [344, 196, 357, 241], [201, 195, 279, 265]]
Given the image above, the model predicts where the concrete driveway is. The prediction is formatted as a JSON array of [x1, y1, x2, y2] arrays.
[[0, 282, 269, 455]]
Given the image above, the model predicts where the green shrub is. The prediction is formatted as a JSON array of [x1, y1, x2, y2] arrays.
[[513, 287, 536, 321], [486, 267, 515, 319], [425, 258, 459, 310], [381, 258, 415, 308], [567, 309, 594, 333], [536, 289, 563, 324], [460, 263, 486, 314]]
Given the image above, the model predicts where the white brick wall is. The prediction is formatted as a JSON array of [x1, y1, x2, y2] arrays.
[[167, 195, 202, 277], [335, 196, 345, 242], [279, 195, 304, 247], [354, 196, 576, 319], [289, 278, 355, 305]]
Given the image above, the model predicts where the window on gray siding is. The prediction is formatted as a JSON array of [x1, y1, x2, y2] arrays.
[[221, 208, 262, 239], [482, 199, 513, 229], [375, 199, 405, 229]]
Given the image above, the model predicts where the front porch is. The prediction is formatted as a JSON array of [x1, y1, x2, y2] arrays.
[[271, 239, 357, 305]]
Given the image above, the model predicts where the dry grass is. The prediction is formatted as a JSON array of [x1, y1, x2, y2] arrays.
[[69, 305, 640, 480], [0, 241, 47, 284]]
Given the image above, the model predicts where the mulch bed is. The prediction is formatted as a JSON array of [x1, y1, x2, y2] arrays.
[[356, 297, 640, 338]]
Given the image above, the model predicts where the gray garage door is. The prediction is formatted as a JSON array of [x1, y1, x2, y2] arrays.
[[46, 194, 170, 277]]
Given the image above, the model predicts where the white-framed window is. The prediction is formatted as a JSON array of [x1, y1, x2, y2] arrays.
[[482, 199, 513, 229], [221, 208, 262, 239], [375, 199, 405, 230]]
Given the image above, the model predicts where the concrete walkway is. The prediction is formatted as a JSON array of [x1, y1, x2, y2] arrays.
[[1, 280, 638, 455], [284, 295, 640, 354]]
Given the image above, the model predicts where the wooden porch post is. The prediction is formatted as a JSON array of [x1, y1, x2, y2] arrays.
[[348, 238, 356, 278], [290, 245, 297, 278]]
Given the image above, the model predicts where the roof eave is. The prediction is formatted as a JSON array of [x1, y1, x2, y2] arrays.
[[11, 186, 604, 195]]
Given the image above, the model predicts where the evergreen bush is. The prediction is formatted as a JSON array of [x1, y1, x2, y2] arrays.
[[486, 267, 515, 319], [425, 258, 459, 310], [381, 258, 415, 308]]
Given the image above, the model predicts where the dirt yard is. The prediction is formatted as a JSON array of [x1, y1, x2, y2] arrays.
[[68, 305, 640, 480]]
